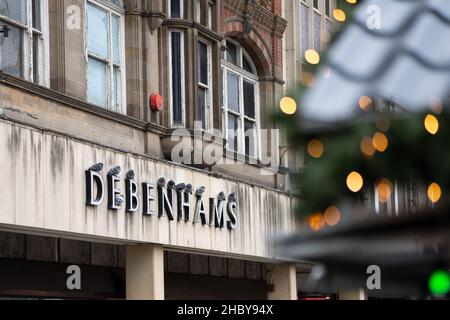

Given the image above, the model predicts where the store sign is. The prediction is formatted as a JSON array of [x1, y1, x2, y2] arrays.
[[85, 164, 237, 230]]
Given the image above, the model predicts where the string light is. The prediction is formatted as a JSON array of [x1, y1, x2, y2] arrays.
[[346, 171, 364, 193], [305, 49, 320, 65], [358, 96, 373, 112], [376, 179, 393, 203], [308, 213, 325, 231], [376, 115, 391, 132], [280, 97, 297, 115], [372, 132, 389, 153], [346, 0, 358, 4], [301, 72, 316, 87], [427, 183, 442, 203], [424, 114, 439, 135], [324, 206, 341, 226], [333, 9, 346, 22], [307, 139, 324, 158], [361, 136, 376, 157]]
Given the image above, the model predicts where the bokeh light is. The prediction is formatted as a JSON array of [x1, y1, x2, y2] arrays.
[[308, 213, 325, 231], [301, 72, 316, 87], [377, 179, 393, 203], [427, 183, 442, 203], [333, 9, 346, 22], [307, 139, 324, 158], [428, 270, 450, 297], [358, 96, 373, 112], [376, 115, 391, 132], [305, 49, 320, 65], [280, 97, 297, 115], [347, 172, 364, 193], [361, 136, 376, 157], [424, 114, 439, 135], [324, 206, 342, 226], [372, 132, 389, 153]]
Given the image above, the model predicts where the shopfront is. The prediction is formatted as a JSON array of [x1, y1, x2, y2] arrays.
[[0, 110, 297, 299]]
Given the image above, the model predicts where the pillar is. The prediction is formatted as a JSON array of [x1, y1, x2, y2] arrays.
[[267, 263, 298, 300], [126, 244, 165, 300], [339, 289, 367, 300]]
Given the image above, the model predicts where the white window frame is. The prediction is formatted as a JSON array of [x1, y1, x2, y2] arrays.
[[312, 0, 320, 12], [168, 0, 183, 19], [85, 0, 126, 113], [168, 29, 186, 128], [197, 37, 213, 130], [0, 0, 49, 86], [222, 39, 261, 160]]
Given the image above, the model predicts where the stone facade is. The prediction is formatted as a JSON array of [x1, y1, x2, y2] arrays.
[[0, 0, 297, 299]]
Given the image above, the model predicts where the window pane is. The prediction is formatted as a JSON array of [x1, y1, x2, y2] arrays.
[[0, 22, 22, 77], [0, 0, 27, 24], [301, 3, 309, 60], [227, 72, 239, 113], [108, 0, 122, 7], [87, 58, 107, 107], [245, 120, 255, 157], [198, 41, 208, 85], [113, 67, 119, 112], [32, 33, 39, 83], [170, 0, 181, 18], [242, 55, 254, 74], [228, 114, 238, 153], [32, 0, 41, 30], [313, 12, 321, 52], [87, 3, 109, 58], [112, 14, 120, 65], [243, 80, 255, 119], [226, 41, 237, 65], [313, 0, 319, 10], [171, 32, 183, 124], [198, 87, 206, 129]]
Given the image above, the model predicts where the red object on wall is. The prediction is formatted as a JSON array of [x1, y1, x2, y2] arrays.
[[150, 94, 164, 112]]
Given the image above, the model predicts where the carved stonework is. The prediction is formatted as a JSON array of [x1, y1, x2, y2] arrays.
[[224, 0, 286, 36], [255, 0, 273, 11]]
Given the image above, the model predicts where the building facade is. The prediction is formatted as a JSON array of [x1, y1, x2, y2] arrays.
[[0, 0, 303, 300]]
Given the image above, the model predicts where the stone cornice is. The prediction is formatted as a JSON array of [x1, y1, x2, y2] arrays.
[[0, 71, 159, 133]]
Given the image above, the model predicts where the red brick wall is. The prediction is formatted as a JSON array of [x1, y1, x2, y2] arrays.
[[221, 0, 285, 79]]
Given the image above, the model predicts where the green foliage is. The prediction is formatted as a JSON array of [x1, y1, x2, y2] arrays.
[[274, 0, 450, 217], [295, 113, 450, 215]]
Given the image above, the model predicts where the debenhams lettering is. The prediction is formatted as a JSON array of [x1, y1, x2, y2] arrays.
[[85, 163, 238, 231]]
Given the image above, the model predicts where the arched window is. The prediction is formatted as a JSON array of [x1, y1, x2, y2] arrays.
[[222, 39, 260, 158]]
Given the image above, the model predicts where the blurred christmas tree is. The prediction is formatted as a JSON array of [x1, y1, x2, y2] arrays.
[[275, 0, 450, 298]]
